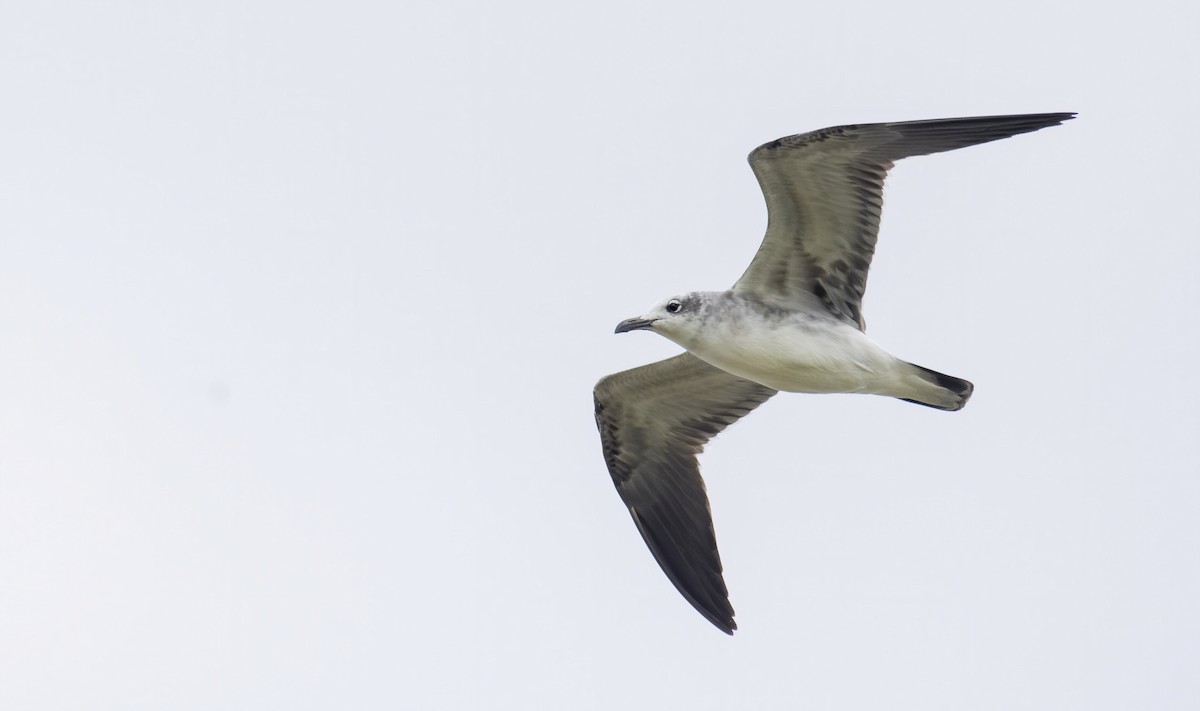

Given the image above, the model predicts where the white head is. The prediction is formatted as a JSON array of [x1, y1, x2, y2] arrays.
[[613, 292, 716, 347]]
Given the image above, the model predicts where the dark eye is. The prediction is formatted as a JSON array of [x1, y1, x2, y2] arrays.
[[666, 300, 682, 313]]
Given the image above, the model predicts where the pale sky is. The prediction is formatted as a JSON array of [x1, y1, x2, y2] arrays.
[[2, 1, 1198, 709]]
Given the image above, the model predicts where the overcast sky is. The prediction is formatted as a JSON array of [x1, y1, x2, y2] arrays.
[[2, 1, 1198, 709]]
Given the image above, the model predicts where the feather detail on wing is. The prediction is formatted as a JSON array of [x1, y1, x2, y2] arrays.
[[594, 353, 777, 634], [735, 113, 1076, 329]]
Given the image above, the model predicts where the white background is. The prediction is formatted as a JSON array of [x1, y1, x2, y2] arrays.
[[2, 1, 1197, 709]]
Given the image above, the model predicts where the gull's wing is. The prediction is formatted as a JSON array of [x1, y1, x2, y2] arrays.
[[734, 113, 1075, 329], [594, 353, 777, 634]]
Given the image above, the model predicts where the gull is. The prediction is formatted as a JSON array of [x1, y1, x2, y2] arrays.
[[593, 113, 1074, 634]]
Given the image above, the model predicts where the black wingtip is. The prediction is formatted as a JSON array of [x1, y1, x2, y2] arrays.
[[891, 111, 1078, 136], [1028, 111, 1077, 126], [626, 505, 739, 636], [1020, 111, 1077, 127]]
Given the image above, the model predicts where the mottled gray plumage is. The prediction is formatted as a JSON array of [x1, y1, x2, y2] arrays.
[[595, 113, 1074, 634]]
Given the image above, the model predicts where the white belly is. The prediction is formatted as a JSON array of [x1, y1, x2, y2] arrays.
[[684, 318, 902, 394]]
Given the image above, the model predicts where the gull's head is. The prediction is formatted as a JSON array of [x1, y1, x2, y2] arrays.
[[614, 292, 711, 341]]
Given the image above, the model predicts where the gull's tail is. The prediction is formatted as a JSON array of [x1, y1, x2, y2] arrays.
[[896, 362, 974, 411]]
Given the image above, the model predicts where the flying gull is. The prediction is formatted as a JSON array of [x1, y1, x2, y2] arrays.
[[593, 113, 1074, 634]]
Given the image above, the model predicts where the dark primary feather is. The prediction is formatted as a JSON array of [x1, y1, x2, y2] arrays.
[[594, 353, 776, 634], [735, 113, 1076, 329]]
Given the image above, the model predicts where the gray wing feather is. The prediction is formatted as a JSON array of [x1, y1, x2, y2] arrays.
[[594, 353, 777, 634], [735, 113, 1075, 329]]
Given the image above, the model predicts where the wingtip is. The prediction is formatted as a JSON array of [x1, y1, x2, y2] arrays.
[[700, 603, 738, 635], [697, 614, 735, 635]]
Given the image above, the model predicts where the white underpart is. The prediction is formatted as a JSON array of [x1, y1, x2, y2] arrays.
[[679, 315, 906, 395], [639, 292, 954, 403]]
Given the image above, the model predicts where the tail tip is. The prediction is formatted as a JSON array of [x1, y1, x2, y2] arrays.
[[902, 363, 973, 411]]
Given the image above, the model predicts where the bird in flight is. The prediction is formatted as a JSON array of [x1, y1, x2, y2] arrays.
[[594, 113, 1074, 634]]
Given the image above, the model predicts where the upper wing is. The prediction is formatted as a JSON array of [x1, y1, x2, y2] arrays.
[[734, 113, 1076, 329], [594, 353, 777, 634]]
